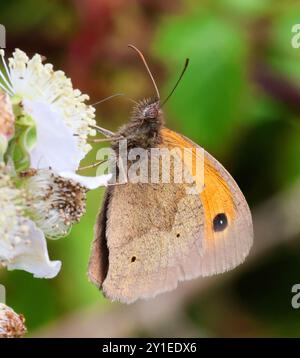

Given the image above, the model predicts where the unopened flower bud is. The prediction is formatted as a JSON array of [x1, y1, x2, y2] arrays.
[[0, 303, 27, 338]]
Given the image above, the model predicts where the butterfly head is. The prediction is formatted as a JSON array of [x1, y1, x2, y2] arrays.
[[113, 45, 188, 149], [112, 97, 163, 150], [141, 99, 161, 120], [133, 97, 162, 123]]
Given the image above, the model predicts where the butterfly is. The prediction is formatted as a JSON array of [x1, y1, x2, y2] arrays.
[[88, 45, 253, 303]]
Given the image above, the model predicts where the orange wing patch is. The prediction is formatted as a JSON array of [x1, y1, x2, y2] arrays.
[[201, 158, 235, 244], [161, 128, 235, 244]]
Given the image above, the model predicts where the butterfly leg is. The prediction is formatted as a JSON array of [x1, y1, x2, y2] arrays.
[[88, 136, 124, 143], [78, 159, 108, 171], [90, 125, 115, 138]]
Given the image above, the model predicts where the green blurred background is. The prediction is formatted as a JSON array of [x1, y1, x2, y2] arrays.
[[1, 0, 300, 337]]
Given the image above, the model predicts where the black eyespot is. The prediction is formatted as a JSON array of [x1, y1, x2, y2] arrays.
[[131, 256, 136, 263], [176, 233, 180, 238], [213, 213, 228, 232]]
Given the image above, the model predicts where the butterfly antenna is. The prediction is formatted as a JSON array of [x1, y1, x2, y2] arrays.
[[92, 93, 124, 106], [128, 44, 160, 100], [161, 58, 189, 107], [125, 96, 139, 105]]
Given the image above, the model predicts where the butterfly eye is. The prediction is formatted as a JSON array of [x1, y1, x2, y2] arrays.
[[143, 106, 158, 119], [213, 213, 228, 232], [131, 256, 136, 263]]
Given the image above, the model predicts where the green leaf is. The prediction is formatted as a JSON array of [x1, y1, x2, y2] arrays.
[[274, 119, 300, 188], [218, 0, 272, 17], [154, 13, 249, 153]]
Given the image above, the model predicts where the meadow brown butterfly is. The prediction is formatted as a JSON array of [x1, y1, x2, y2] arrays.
[[88, 45, 253, 303]]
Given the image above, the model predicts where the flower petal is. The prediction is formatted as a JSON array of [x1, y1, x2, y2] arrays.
[[23, 99, 84, 172], [58, 171, 112, 189], [5, 220, 61, 279]]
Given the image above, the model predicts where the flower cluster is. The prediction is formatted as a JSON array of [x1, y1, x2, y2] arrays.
[[0, 49, 111, 278]]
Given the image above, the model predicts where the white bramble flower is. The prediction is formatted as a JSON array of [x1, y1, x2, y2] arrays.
[[0, 303, 27, 338], [0, 49, 97, 172], [0, 49, 112, 280], [0, 165, 61, 278], [0, 49, 112, 188], [23, 169, 87, 239]]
